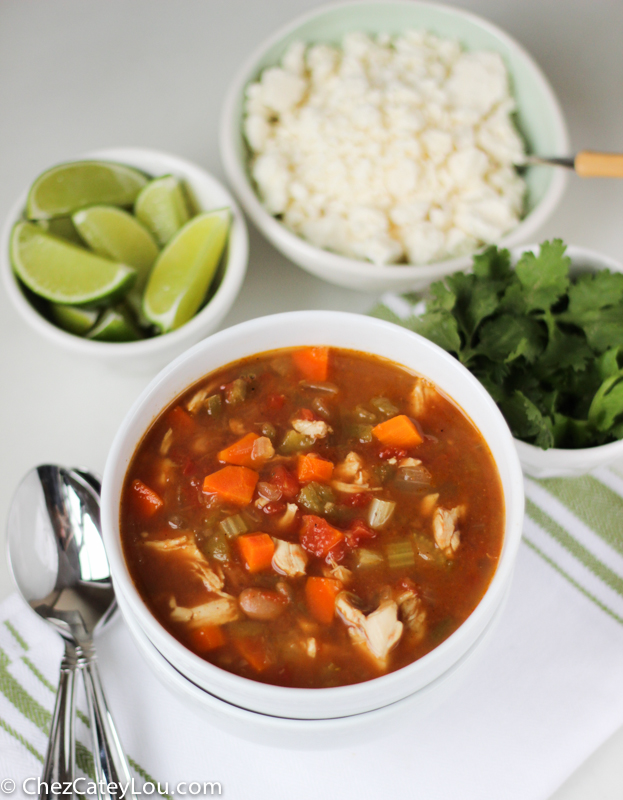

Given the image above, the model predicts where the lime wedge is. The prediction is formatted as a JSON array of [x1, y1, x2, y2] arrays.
[[26, 160, 148, 220], [50, 304, 99, 335], [37, 217, 83, 245], [134, 175, 191, 246], [72, 205, 158, 283], [143, 208, 230, 333], [10, 221, 136, 305], [87, 306, 142, 342]]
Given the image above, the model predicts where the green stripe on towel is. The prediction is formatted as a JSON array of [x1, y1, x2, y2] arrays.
[[0, 714, 44, 762], [0, 648, 51, 733], [537, 475, 623, 558], [526, 499, 623, 599], [4, 620, 29, 651]]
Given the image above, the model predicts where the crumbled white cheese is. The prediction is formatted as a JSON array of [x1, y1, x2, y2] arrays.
[[244, 30, 526, 265]]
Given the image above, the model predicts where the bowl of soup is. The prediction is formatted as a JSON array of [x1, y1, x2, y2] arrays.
[[101, 311, 524, 719]]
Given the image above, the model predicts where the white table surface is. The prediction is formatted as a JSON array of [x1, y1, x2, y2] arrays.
[[1, 1, 622, 796]]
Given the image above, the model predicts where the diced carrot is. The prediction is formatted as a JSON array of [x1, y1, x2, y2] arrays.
[[202, 465, 258, 505], [292, 347, 330, 382], [305, 577, 342, 625], [233, 637, 273, 672], [300, 515, 344, 558], [297, 453, 334, 483], [130, 479, 164, 518], [188, 624, 226, 653], [167, 405, 195, 433], [218, 432, 260, 468], [238, 533, 275, 573], [372, 414, 423, 449]]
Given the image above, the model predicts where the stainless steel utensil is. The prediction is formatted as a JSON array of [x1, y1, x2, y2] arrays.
[[7, 465, 134, 800]]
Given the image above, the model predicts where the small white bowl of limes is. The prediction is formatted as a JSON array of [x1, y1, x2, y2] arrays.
[[0, 147, 248, 371]]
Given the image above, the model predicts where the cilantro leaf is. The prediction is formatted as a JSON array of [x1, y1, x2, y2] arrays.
[[514, 239, 570, 311], [566, 270, 623, 317], [410, 309, 462, 355], [477, 314, 545, 364], [472, 245, 512, 280], [588, 373, 623, 432], [499, 391, 555, 449]]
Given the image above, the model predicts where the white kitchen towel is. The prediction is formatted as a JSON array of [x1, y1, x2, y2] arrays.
[[1, 467, 623, 800]]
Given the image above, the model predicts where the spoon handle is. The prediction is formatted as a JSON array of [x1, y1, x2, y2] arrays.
[[575, 150, 623, 177], [41, 644, 78, 799], [82, 656, 136, 799]]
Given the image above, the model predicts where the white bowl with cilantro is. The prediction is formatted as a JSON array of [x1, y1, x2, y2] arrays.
[[220, 1, 569, 292], [400, 241, 623, 478], [0, 147, 249, 373]]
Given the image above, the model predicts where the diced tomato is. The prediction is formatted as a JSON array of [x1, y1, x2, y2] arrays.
[[342, 492, 371, 508], [345, 518, 376, 549], [266, 393, 286, 411], [269, 465, 299, 499], [182, 458, 199, 476], [299, 515, 345, 558], [298, 408, 316, 421], [378, 447, 408, 461]]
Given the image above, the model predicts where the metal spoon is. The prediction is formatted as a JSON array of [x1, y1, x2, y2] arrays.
[[7, 465, 134, 800], [521, 150, 623, 177]]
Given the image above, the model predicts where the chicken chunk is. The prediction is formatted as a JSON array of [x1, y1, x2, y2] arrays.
[[433, 505, 465, 556], [410, 378, 437, 416], [323, 560, 353, 584], [394, 585, 426, 643], [186, 388, 209, 414], [332, 451, 378, 493], [272, 538, 308, 577], [144, 536, 224, 592], [169, 594, 240, 627], [291, 418, 331, 439], [252, 435, 275, 462], [275, 503, 299, 530], [335, 590, 403, 668]]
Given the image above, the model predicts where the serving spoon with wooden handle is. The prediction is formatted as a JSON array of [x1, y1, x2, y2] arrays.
[[523, 151, 623, 177]]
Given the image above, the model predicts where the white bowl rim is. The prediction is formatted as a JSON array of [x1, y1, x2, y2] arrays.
[[220, 0, 570, 281], [509, 244, 623, 468], [0, 146, 249, 360], [101, 310, 525, 716]]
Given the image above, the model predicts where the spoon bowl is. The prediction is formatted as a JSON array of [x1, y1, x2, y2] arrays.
[[7, 464, 134, 799]]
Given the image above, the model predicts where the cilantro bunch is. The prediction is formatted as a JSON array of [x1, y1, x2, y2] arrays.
[[410, 240, 623, 449]]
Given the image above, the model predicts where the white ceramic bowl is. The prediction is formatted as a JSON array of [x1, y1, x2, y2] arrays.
[[220, 0, 569, 293], [101, 310, 525, 719], [115, 571, 510, 747], [0, 147, 249, 373], [512, 245, 623, 479]]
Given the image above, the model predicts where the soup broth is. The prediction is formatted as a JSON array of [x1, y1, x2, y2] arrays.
[[120, 347, 504, 688]]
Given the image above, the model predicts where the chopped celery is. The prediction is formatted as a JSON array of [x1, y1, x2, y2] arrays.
[[393, 464, 431, 491], [355, 548, 384, 568], [225, 378, 247, 404], [347, 423, 373, 443], [260, 421, 276, 439], [374, 463, 396, 484], [312, 396, 333, 419], [278, 429, 314, 454], [297, 481, 335, 514], [219, 513, 248, 538], [206, 394, 222, 417], [367, 498, 396, 529], [202, 531, 230, 562], [413, 533, 446, 565], [386, 540, 415, 568], [299, 380, 339, 394], [371, 397, 399, 418], [354, 405, 377, 423]]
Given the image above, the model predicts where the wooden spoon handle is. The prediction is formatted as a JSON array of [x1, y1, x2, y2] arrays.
[[575, 151, 623, 177]]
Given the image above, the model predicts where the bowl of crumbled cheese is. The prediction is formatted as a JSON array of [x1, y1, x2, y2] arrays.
[[220, 1, 569, 292]]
